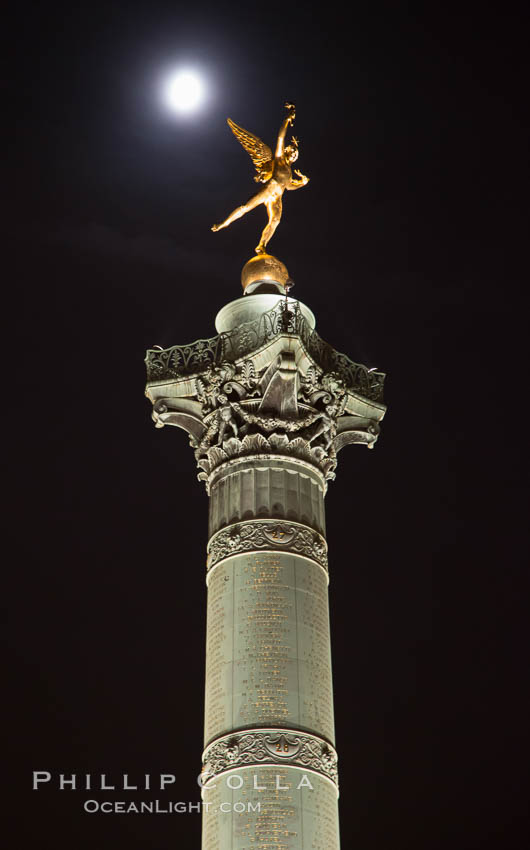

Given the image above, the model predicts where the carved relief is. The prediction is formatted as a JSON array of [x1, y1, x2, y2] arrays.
[[196, 431, 338, 488], [207, 520, 328, 572], [195, 360, 260, 415], [196, 364, 234, 413], [191, 362, 355, 485], [202, 729, 338, 787], [145, 299, 385, 403], [147, 306, 384, 488], [217, 403, 239, 443]]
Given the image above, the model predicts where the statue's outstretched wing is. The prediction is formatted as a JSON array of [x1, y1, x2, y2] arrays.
[[227, 118, 273, 178]]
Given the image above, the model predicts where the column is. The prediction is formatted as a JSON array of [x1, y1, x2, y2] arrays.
[[202, 457, 340, 849]]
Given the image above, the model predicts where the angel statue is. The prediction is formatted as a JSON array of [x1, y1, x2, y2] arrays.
[[211, 103, 309, 254]]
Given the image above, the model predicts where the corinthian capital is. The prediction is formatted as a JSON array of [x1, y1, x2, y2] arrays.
[[145, 299, 385, 489]]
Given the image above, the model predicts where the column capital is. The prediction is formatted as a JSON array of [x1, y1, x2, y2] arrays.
[[145, 298, 385, 491]]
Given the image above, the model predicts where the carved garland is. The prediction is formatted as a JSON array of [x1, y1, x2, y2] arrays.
[[207, 520, 328, 572], [230, 403, 320, 432], [202, 729, 338, 787]]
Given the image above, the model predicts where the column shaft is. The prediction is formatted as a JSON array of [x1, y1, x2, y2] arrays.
[[202, 459, 340, 849]]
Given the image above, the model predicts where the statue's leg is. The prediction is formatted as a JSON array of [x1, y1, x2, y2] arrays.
[[212, 187, 269, 231], [256, 197, 282, 253]]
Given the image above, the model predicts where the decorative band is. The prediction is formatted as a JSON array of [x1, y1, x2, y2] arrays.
[[202, 728, 338, 787], [206, 519, 328, 572]]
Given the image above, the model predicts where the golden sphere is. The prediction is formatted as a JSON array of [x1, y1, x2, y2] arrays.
[[241, 253, 289, 293]]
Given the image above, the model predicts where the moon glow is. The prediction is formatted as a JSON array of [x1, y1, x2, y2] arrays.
[[163, 69, 205, 114]]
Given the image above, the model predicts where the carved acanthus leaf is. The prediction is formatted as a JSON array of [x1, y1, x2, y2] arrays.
[[196, 430, 338, 490]]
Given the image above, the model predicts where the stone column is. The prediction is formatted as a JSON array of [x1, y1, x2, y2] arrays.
[[145, 290, 386, 849], [203, 452, 337, 848]]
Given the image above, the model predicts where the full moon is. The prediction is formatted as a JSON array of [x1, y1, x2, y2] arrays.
[[163, 69, 205, 114]]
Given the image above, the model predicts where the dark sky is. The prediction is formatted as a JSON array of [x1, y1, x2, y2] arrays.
[[6, 2, 528, 848]]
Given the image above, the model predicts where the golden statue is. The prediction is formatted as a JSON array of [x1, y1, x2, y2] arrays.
[[211, 103, 309, 254]]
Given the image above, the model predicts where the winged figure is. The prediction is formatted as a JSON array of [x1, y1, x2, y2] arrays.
[[211, 103, 309, 254]]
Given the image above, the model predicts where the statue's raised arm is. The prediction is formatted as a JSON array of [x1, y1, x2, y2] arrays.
[[275, 102, 296, 158], [211, 103, 309, 255]]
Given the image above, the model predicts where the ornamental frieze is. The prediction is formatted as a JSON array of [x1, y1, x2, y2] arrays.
[[207, 520, 328, 572], [202, 729, 338, 787], [145, 299, 385, 402]]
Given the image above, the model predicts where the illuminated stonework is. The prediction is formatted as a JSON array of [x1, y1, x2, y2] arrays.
[[202, 729, 338, 785], [207, 520, 328, 572], [145, 292, 386, 849]]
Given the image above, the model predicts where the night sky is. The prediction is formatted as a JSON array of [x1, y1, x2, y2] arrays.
[[6, 2, 528, 848]]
